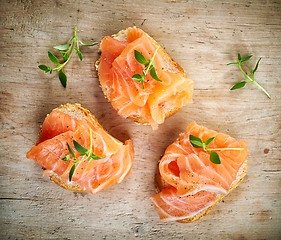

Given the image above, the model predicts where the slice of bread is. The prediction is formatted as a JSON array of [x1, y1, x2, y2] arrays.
[[95, 27, 192, 126], [154, 149, 247, 223], [40, 103, 105, 192]]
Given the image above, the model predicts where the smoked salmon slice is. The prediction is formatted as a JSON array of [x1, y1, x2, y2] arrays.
[[97, 27, 193, 129], [26, 104, 134, 195], [151, 122, 247, 222]]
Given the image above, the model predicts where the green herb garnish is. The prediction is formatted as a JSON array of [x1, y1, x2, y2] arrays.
[[62, 128, 104, 181], [189, 135, 244, 164], [38, 26, 98, 88], [228, 54, 271, 99], [132, 45, 162, 89]]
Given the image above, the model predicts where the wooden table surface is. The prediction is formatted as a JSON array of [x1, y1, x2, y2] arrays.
[[1, 0, 280, 239]]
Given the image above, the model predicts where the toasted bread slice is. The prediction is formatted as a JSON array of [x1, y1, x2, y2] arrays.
[[42, 103, 103, 192], [95, 27, 193, 127], [154, 160, 247, 223], [31, 103, 134, 193]]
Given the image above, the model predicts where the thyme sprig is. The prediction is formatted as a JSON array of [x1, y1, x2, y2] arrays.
[[189, 135, 244, 164], [62, 128, 104, 181], [38, 26, 98, 88], [228, 54, 271, 99], [132, 46, 162, 89]]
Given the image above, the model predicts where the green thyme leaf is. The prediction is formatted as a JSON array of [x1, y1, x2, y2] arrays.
[[62, 52, 68, 62], [80, 42, 98, 46], [240, 55, 252, 62], [205, 137, 215, 146], [189, 134, 203, 148], [59, 71, 67, 88], [189, 135, 244, 165], [77, 50, 83, 61], [134, 50, 147, 64], [62, 155, 72, 161], [230, 81, 247, 90], [210, 151, 221, 164], [227, 62, 238, 66], [238, 53, 242, 61], [74, 47, 83, 61], [69, 164, 76, 181], [90, 154, 103, 160], [150, 67, 162, 82], [132, 74, 143, 82], [62, 128, 105, 181], [73, 140, 88, 154], [54, 44, 69, 51], [67, 143, 75, 158], [48, 51, 59, 64], [251, 57, 261, 74], [38, 64, 50, 72], [132, 46, 161, 88]]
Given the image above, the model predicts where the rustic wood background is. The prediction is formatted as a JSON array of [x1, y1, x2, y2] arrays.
[[0, 0, 280, 239]]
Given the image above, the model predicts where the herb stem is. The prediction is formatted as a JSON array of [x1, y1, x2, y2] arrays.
[[251, 79, 271, 99], [53, 40, 76, 71], [143, 45, 160, 77], [207, 148, 244, 151], [237, 61, 271, 99]]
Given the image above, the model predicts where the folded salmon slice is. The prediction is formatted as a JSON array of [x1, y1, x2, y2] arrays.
[[98, 27, 193, 129], [151, 187, 217, 222], [151, 122, 247, 221], [26, 110, 134, 195]]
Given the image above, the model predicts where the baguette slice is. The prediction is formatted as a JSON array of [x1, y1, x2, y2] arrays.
[[153, 160, 247, 223], [150, 122, 248, 222], [96, 27, 193, 129], [26, 103, 134, 194]]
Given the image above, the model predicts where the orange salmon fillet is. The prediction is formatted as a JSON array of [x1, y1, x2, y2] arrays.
[[98, 27, 193, 129], [151, 122, 247, 221], [26, 110, 134, 195]]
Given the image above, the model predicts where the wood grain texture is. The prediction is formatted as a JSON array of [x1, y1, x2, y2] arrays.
[[0, 0, 280, 239]]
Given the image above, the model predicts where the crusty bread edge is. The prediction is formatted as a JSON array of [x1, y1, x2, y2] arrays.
[[41, 103, 105, 192], [95, 26, 193, 126], [154, 159, 247, 223]]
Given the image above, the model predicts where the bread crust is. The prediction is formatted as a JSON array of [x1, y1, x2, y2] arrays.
[[95, 27, 192, 126], [154, 150, 247, 223], [40, 103, 106, 192]]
